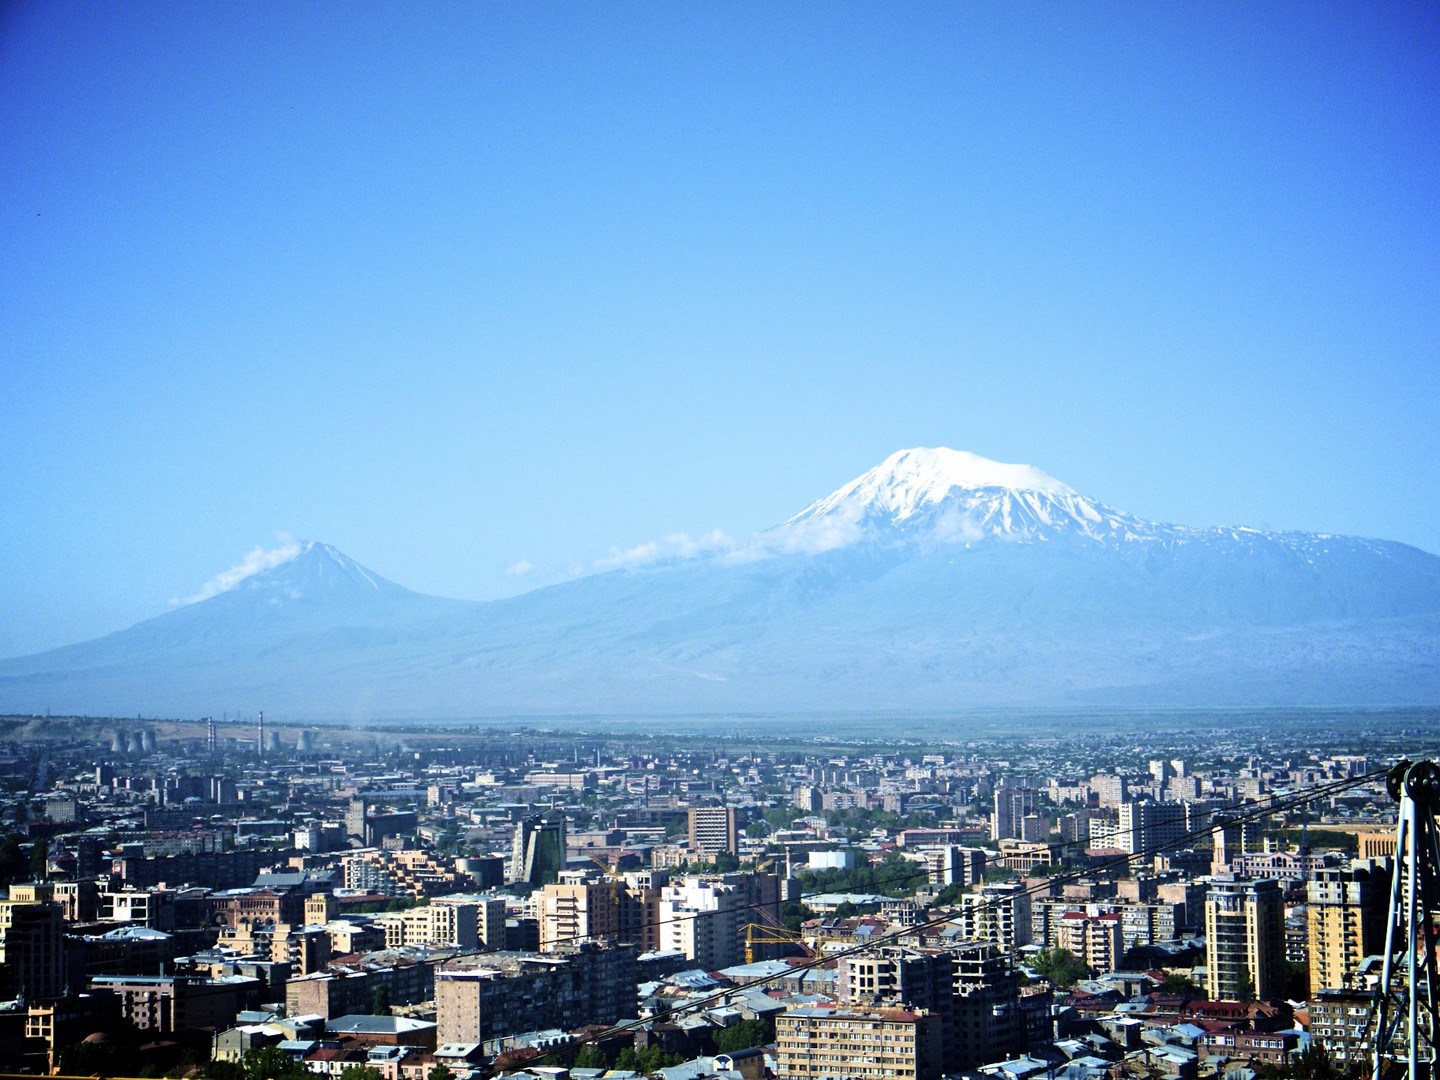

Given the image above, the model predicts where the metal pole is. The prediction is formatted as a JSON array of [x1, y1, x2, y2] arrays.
[[1378, 801, 1410, 1080], [1411, 793, 1420, 1080]]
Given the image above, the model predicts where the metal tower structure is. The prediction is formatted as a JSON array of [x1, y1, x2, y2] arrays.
[[1370, 759, 1440, 1080]]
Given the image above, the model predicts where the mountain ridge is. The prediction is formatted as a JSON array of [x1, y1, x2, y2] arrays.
[[3, 448, 1438, 718]]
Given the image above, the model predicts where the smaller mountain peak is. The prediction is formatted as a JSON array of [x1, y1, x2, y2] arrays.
[[174, 537, 403, 608]]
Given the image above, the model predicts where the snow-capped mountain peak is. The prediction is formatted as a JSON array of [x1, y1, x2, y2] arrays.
[[770, 447, 1150, 551], [804, 447, 1074, 521]]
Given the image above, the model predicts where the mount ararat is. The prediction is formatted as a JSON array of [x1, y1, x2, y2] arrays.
[[4, 448, 1439, 719]]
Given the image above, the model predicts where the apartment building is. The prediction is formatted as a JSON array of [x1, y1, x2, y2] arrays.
[[1116, 800, 1186, 856], [1205, 877, 1285, 1001], [688, 806, 738, 859], [1054, 911, 1123, 975], [435, 943, 638, 1045], [538, 881, 617, 951], [89, 973, 259, 1034], [0, 901, 66, 1000], [1308, 864, 1388, 997], [1308, 987, 1375, 1070], [775, 1006, 943, 1080], [958, 883, 1032, 954], [376, 899, 480, 950], [992, 786, 1038, 842], [923, 846, 986, 889]]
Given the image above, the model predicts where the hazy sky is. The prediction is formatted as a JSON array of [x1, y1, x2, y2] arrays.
[[3, 2, 1437, 658]]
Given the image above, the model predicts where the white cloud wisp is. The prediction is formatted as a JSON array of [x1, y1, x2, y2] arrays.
[[173, 535, 303, 606]]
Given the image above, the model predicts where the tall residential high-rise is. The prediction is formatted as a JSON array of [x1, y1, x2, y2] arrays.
[[958, 882, 1033, 954], [510, 814, 567, 886], [687, 806, 737, 860], [0, 901, 66, 1001], [344, 798, 368, 841], [1205, 877, 1285, 1001], [1054, 911, 1124, 975], [924, 845, 987, 888], [538, 881, 618, 951], [1091, 774, 1128, 807], [616, 869, 669, 953], [991, 786, 1037, 841], [951, 940, 1026, 1067], [1210, 815, 1265, 873], [658, 876, 746, 969], [1117, 800, 1186, 855], [1308, 863, 1389, 997]]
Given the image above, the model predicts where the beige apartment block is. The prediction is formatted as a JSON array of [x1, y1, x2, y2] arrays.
[[1205, 877, 1285, 1001], [776, 1006, 942, 1080]]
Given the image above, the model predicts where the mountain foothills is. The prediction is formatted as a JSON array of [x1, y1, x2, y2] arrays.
[[4, 448, 1439, 719]]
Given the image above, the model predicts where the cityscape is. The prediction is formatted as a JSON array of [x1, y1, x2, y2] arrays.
[[0, 709, 1433, 1077], [4, 3, 1437, 1080]]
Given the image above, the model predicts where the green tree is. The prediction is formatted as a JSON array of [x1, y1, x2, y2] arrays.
[[338, 1067, 386, 1080], [573, 1044, 610, 1070], [58, 1040, 125, 1075], [1162, 971, 1201, 996], [239, 1045, 308, 1080], [780, 899, 814, 932], [932, 883, 967, 907], [1237, 970, 1257, 1002], [1286, 1040, 1334, 1080], [636, 1046, 684, 1072], [714, 1017, 775, 1053], [1030, 947, 1090, 988], [372, 984, 392, 1016], [614, 1047, 641, 1072]]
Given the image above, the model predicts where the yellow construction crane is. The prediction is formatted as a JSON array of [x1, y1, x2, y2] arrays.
[[742, 921, 813, 964]]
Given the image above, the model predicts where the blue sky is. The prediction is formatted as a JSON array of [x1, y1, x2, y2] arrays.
[[2, 2, 1437, 657]]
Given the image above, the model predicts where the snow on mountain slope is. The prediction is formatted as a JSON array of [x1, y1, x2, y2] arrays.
[[767, 447, 1162, 551]]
